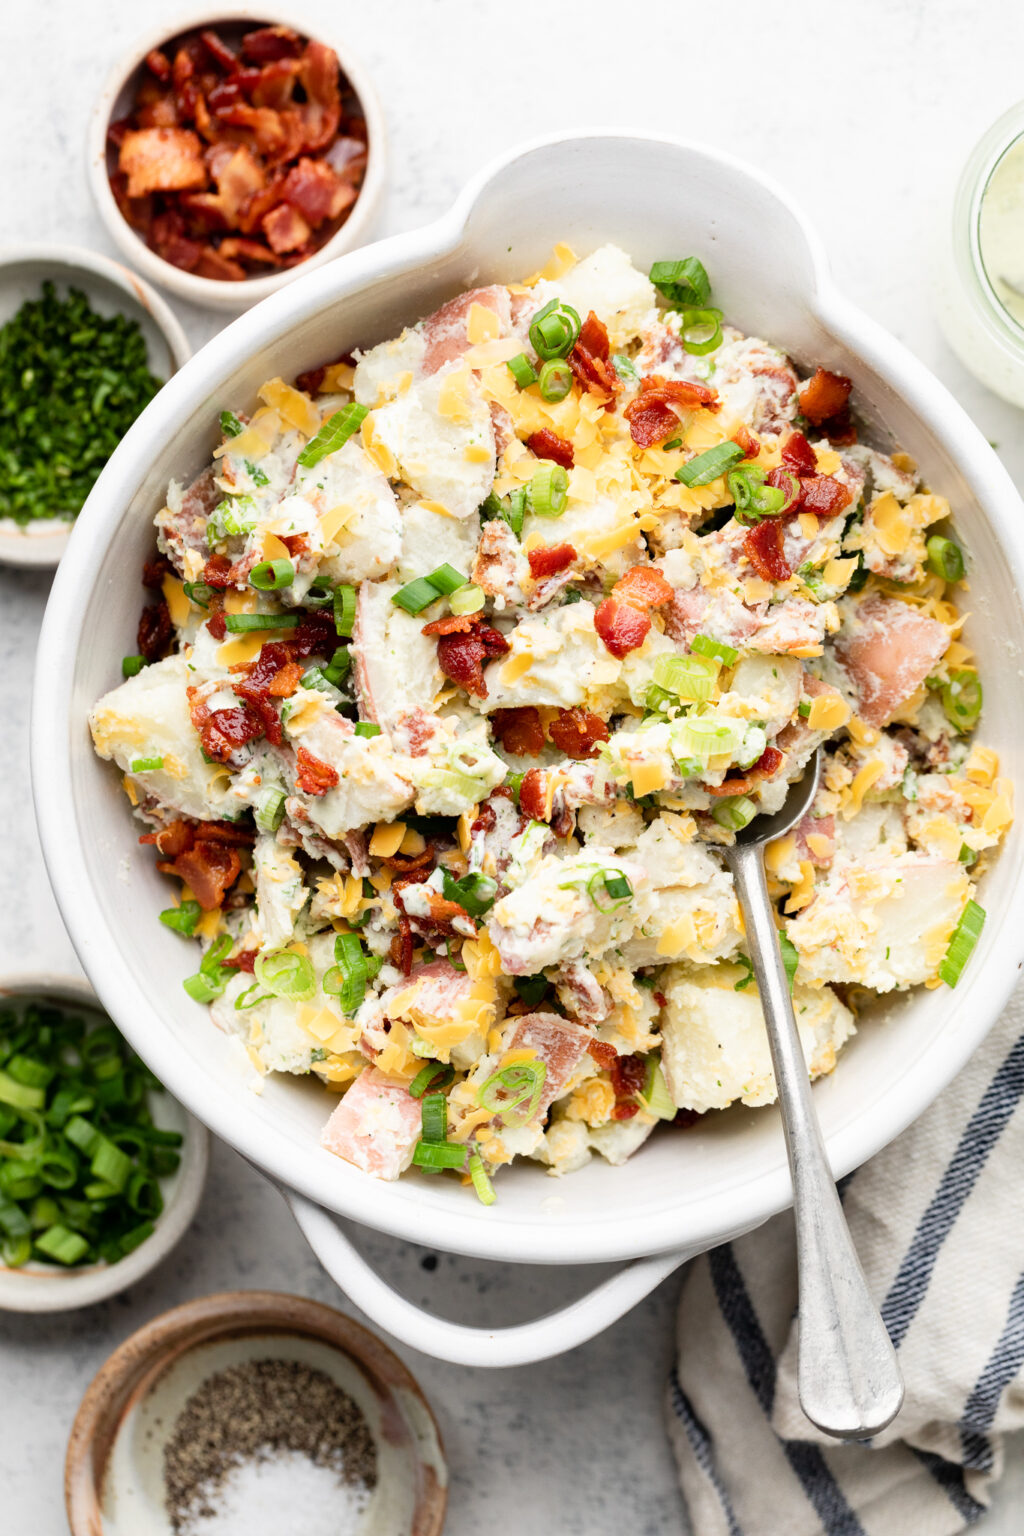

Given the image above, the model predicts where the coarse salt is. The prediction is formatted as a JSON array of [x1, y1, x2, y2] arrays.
[[188, 1448, 371, 1536]]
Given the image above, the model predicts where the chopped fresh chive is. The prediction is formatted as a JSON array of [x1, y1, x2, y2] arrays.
[[297, 403, 368, 469], [223, 612, 302, 632], [121, 655, 146, 678], [586, 868, 632, 913], [250, 558, 295, 592], [507, 353, 538, 389], [502, 487, 527, 538], [675, 441, 745, 487], [662, 437, 682, 451], [798, 700, 812, 718]]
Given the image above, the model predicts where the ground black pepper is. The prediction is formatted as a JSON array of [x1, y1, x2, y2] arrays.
[[162, 1357, 377, 1533]]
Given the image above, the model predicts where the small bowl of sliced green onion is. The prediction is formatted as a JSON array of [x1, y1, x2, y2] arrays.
[[0, 975, 208, 1311], [0, 245, 190, 570]]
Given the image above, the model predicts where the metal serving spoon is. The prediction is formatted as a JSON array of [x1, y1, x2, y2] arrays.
[[718, 748, 904, 1439]]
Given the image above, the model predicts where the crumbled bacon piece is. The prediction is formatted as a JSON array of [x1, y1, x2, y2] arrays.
[[297, 41, 341, 153], [548, 707, 609, 760], [142, 555, 173, 590], [731, 424, 760, 460], [588, 1039, 618, 1070], [594, 597, 651, 658], [818, 408, 857, 447], [706, 744, 784, 797], [218, 237, 283, 267], [518, 767, 549, 823], [568, 311, 619, 406], [281, 156, 355, 228], [611, 1053, 648, 1100], [527, 543, 576, 580], [158, 839, 241, 911], [262, 200, 312, 254], [491, 707, 546, 757], [390, 913, 415, 975], [743, 519, 793, 582], [225, 948, 258, 973], [188, 690, 264, 762], [624, 374, 720, 447], [242, 25, 304, 63], [781, 430, 817, 477], [295, 745, 339, 795], [425, 616, 509, 699], [137, 599, 173, 663], [421, 613, 480, 637], [145, 48, 172, 83], [612, 565, 673, 609], [797, 474, 852, 517], [612, 1102, 640, 1121], [119, 128, 207, 199], [799, 367, 852, 426], [207, 611, 227, 640], [526, 428, 574, 469]]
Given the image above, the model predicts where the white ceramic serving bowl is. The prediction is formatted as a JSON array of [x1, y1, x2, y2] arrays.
[[32, 133, 1024, 1364], [0, 975, 209, 1312], [0, 245, 190, 570], [87, 4, 387, 312]]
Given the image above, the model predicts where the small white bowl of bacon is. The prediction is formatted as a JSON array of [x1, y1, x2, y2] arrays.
[[88, 7, 386, 310]]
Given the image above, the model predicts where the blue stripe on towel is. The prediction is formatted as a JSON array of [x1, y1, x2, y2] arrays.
[[709, 1245, 866, 1536], [882, 1030, 1024, 1350], [910, 1447, 986, 1524], [959, 1269, 1024, 1474], [668, 1365, 744, 1536]]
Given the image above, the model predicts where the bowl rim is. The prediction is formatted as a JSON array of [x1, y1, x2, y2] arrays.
[[0, 241, 191, 568], [32, 129, 1024, 1266], [64, 1287, 448, 1536], [86, 2, 388, 312], [0, 971, 210, 1312]]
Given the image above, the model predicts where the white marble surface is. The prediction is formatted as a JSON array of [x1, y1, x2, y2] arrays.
[[4, 1, 1024, 1531]]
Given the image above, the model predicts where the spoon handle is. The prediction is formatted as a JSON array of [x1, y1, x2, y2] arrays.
[[726, 840, 904, 1439]]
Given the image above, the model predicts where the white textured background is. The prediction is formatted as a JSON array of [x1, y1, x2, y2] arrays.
[[4, 1, 1024, 1531]]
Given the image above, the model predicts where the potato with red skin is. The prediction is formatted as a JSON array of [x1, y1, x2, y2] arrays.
[[835, 594, 949, 727]]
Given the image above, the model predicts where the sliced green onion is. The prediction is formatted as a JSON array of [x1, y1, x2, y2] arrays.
[[677, 306, 724, 357], [779, 931, 799, 994], [939, 900, 985, 987], [421, 1093, 447, 1144], [392, 577, 443, 616], [676, 441, 745, 487], [322, 933, 370, 1013], [712, 796, 757, 831], [0, 1071, 45, 1112], [587, 868, 633, 912], [354, 722, 381, 739], [537, 359, 573, 402], [507, 353, 538, 389], [412, 1140, 467, 1171], [224, 612, 302, 632], [514, 974, 549, 1007], [441, 871, 498, 917], [449, 584, 485, 616], [333, 583, 357, 636], [220, 409, 244, 438], [297, 403, 368, 469], [727, 465, 789, 522], [926, 534, 965, 583], [649, 257, 711, 308], [323, 646, 351, 685], [90, 1137, 132, 1194], [64, 1116, 99, 1155], [529, 299, 581, 360], [129, 756, 164, 773], [121, 655, 146, 678], [653, 653, 719, 702], [797, 700, 812, 719], [611, 353, 639, 383], [427, 563, 467, 595], [255, 787, 286, 833], [468, 1151, 496, 1206], [183, 581, 214, 609], [528, 463, 569, 517], [672, 715, 746, 760], [409, 1062, 456, 1100], [477, 1061, 547, 1127], [941, 670, 982, 732], [233, 984, 271, 1012], [254, 950, 316, 1002], [159, 901, 201, 937], [502, 487, 527, 538], [250, 558, 295, 592], [6, 1056, 53, 1090], [958, 842, 978, 867], [182, 935, 235, 1004], [640, 1057, 676, 1120], [35, 1223, 90, 1266], [691, 633, 739, 667]]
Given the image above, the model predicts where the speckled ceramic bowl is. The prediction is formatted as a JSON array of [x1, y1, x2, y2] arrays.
[[0, 246, 189, 570], [64, 1290, 447, 1536], [0, 974, 208, 1313]]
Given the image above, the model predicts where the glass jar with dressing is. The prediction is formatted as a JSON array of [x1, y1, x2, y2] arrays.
[[935, 101, 1024, 407]]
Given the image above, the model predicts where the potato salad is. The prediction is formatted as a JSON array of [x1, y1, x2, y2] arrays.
[[89, 244, 1010, 1199]]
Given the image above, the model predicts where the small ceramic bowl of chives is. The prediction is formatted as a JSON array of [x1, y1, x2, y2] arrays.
[[0, 973, 208, 1312], [0, 245, 190, 571]]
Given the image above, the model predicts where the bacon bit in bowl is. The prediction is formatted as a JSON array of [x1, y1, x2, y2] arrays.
[[104, 20, 372, 288]]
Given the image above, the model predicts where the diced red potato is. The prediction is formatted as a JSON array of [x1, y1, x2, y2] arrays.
[[554, 960, 612, 1026], [320, 1068, 422, 1181], [795, 811, 836, 868], [380, 959, 475, 1024], [119, 127, 207, 198], [666, 584, 824, 657], [351, 579, 444, 753], [507, 1012, 591, 1120], [835, 594, 948, 727], [419, 285, 515, 376], [156, 465, 220, 574], [750, 596, 829, 655], [490, 401, 515, 456], [472, 518, 526, 606]]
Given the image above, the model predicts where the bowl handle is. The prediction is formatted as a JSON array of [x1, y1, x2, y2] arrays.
[[286, 1191, 688, 1367]]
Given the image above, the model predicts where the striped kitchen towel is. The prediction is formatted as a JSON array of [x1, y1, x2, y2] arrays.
[[667, 979, 1024, 1535]]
